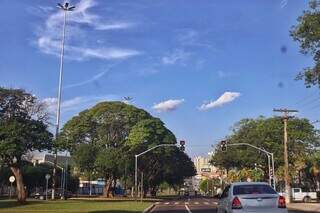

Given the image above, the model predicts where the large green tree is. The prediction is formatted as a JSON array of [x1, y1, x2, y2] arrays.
[[0, 88, 53, 203], [210, 117, 319, 188], [59, 102, 154, 196], [59, 101, 195, 197], [291, 0, 320, 87]]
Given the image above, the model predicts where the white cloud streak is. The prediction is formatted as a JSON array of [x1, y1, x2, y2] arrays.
[[152, 99, 185, 112], [217, 70, 235, 78], [280, 0, 288, 8], [36, 0, 140, 61], [161, 49, 191, 65], [199, 92, 241, 111], [42, 95, 119, 114], [63, 63, 118, 89]]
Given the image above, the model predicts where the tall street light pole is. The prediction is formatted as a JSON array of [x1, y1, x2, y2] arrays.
[[52, 2, 75, 200]]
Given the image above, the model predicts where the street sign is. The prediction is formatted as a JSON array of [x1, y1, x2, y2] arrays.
[[9, 176, 15, 183], [45, 174, 51, 180], [201, 168, 211, 173]]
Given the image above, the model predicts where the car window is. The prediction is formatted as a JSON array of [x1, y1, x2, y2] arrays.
[[221, 185, 230, 198], [233, 184, 277, 195], [293, 189, 300, 193]]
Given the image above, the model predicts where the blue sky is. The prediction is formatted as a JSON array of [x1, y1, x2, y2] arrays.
[[1, 0, 319, 158]]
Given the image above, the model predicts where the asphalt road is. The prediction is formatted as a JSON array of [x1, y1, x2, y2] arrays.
[[150, 196, 316, 213]]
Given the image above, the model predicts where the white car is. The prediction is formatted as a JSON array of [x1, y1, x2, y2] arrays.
[[292, 188, 318, 202], [217, 182, 288, 213]]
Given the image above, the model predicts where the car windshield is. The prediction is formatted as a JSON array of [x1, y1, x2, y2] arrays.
[[233, 184, 277, 195]]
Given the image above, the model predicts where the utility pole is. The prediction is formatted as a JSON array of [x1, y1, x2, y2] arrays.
[[273, 108, 298, 204]]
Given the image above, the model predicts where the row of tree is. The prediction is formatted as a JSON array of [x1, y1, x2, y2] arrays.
[[210, 117, 320, 191], [0, 87, 196, 203]]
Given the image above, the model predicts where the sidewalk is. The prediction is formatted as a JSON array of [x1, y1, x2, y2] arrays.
[[288, 203, 320, 212]]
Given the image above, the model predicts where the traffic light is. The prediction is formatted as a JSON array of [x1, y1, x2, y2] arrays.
[[220, 140, 227, 152], [180, 140, 185, 152]]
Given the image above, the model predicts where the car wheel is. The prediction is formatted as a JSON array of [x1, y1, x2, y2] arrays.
[[303, 196, 311, 203]]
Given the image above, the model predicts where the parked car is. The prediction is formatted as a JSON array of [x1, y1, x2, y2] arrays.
[[291, 188, 318, 203], [217, 182, 288, 213], [43, 188, 73, 199], [30, 191, 44, 199]]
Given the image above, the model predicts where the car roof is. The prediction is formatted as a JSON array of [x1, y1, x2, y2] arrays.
[[231, 182, 270, 186]]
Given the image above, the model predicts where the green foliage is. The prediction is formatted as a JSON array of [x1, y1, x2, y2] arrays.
[[226, 168, 264, 183], [199, 179, 220, 194], [72, 143, 99, 179], [300, 150, 320, 190], [291, 0, 320, 87], [210, 117, 319, 184], [0, 87, 53, 166], [0, 87, 53, 202], [59, 101, 195, 196]]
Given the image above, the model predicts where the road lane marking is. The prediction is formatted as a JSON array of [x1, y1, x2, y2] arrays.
[[155, 202, 160, 205], [194, 201, 199, 205], [150, 204, 157, 213], [165, 202, 169, 205], [174, 202, 179, 205], [185, 204, 192, 213], [204, 202, 209, 205]]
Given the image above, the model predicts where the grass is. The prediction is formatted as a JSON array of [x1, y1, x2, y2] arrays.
[[0, 200, 152, 213]]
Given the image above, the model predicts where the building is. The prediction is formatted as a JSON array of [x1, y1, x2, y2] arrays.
[[193, 156, 218, 177], [31, 153, 71, 167]]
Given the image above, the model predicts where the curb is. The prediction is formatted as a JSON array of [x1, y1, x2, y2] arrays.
[[288, 208, 320, 213], [143, 204, 155, 213]]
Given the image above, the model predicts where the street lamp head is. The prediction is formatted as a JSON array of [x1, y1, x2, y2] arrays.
[[57, 2, 75, 11]]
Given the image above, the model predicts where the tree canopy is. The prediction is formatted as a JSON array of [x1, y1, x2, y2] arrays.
[[291, 0, 320, 87], [210, 116, 319, 189], [0, 87, 53, 203], [59, 101, 195, 197]]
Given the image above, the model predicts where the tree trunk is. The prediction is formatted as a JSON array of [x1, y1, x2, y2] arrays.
[[10, 167, 26, 203], [103, 177, 112, 197], [150, 186, 157, 197]]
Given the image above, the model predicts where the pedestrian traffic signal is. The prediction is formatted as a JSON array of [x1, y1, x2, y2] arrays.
[[180, 140, 185, 152], [221, 140, 227, 152]]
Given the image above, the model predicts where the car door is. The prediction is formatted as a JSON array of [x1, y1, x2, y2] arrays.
[[217, 185, 230, 213]]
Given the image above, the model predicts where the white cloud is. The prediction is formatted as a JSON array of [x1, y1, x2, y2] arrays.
[[152, 99, 185, 112], [64, 70, 109, 89], [42, 95, 119, 114], [280, 0, 288, 8], [36, 0, 140, 61], [162, 49, 191, 65], [217, 70, 235, 78], [199, 92, 241, 111], [176, 29, 213, 49]]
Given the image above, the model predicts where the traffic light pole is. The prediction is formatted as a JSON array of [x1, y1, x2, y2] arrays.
[[226, 143, 275, 190], [134, 143, 184, 200]]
